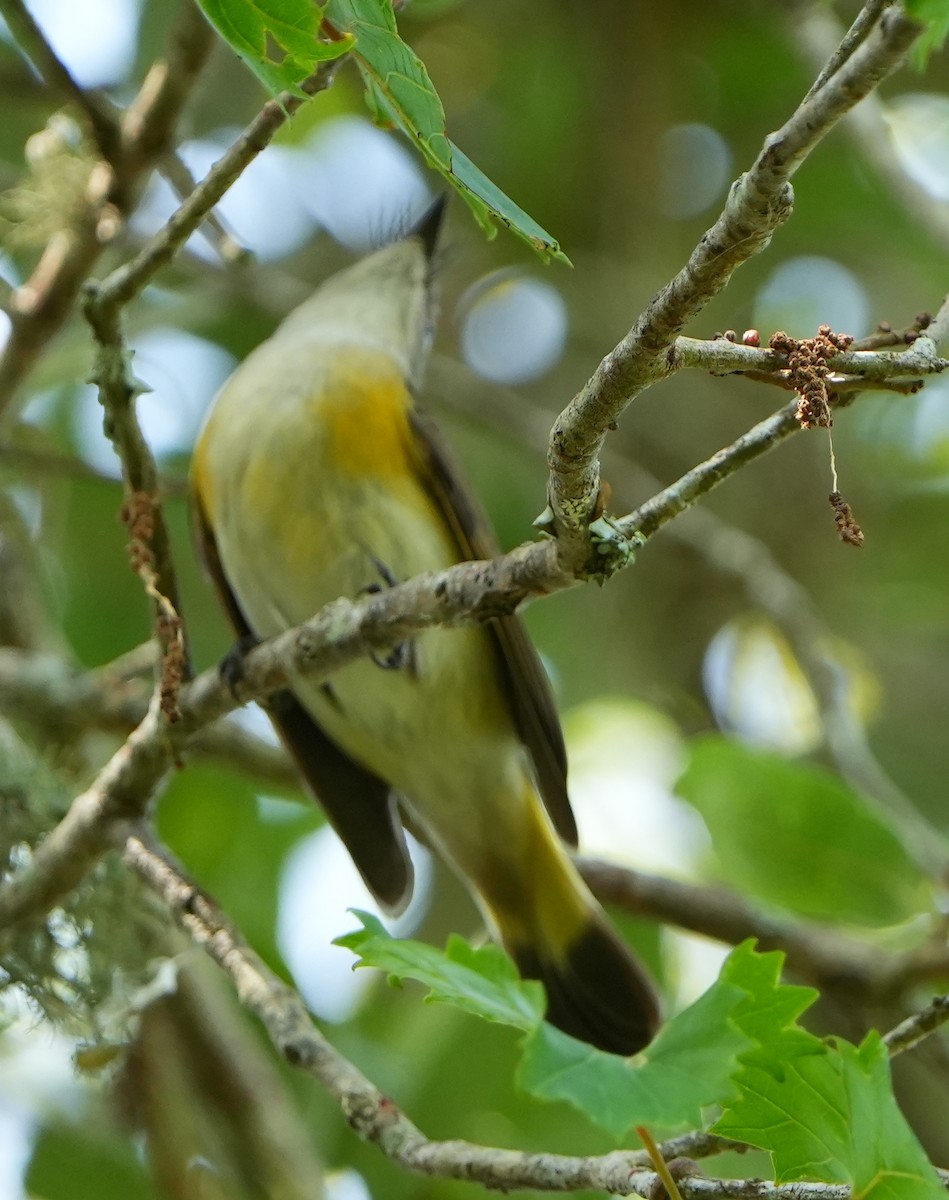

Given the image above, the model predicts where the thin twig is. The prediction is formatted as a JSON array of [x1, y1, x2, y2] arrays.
[[788, 0, 949, 254], [669, 334, 946, 382], [91, 60, 344, 315], [160, 151, 250, 264], [0, 2, 215, 420], [799, 0, 889, 103], [621, 402, 801, 541], [120, 2, 216, 173], [884, 995, 949, 1057], [579, 859, 949, 1002], [121, 831, 782, 1198], [0, 646, 299, 790], [0, 438, 122, 486], [545, 5, 922, 563], [0, 693, 168, 935], [0, 365, 935, 940], [0, 0, 121, 165]]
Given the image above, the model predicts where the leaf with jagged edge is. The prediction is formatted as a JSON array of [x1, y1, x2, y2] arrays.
[[335, 911, 544, 1028], [338, 921, 833, 1141], [718, 1032, 943, 1200], [195, 0, 351, 97], [325, 0, 569, 262]]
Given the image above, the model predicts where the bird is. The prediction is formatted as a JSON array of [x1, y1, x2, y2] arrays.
[[190, 198, 660, 1055]]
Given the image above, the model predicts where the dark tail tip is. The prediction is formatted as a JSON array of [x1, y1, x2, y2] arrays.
[[411, 193, 448, 260], [514, 918, 660, 1056]]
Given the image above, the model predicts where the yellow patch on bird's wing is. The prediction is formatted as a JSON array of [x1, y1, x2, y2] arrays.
[[319, 358, 416, 480]]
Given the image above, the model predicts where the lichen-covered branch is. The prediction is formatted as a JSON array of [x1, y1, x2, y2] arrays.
[[546, 4, 923, 561], [0, 0, 121, 165], [125, 831, 947, 1198], [0, 371, 928, 940], [669, 333, 946, 383], [87, 60, 343, 318], [0, 1, 215, 419]]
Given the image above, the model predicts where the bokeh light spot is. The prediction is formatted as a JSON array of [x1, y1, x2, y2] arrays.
[[459, 271, 567, 385]]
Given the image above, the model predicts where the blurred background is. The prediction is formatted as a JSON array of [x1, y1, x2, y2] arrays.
[[1, 0, 949, 1196]]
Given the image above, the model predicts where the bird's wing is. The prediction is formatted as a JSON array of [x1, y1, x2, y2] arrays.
[[407, 407, 577, 847], [190, 489, 414, 914]]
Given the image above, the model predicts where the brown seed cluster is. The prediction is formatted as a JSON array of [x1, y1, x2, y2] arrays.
[[770, 325, 853, 429], [121, 490, 184, 722], [121, 490, 156, 576], [830, 490, 865, 548]]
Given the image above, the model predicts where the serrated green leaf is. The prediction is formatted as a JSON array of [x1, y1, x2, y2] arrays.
[[335, 911, 544, 1028], [676, 737, 931, 926], [716, 948, 943, 1200], [517, 970, 752, 1139], [842, 1035, 944, 1200], [339, 920, 819, 1141], [527, 941, 817, 1143], [195, 0, 351, 98], [717, 1030, 944, 1200], [325, 0, 568, 262], [720, 941, 821, 1059]]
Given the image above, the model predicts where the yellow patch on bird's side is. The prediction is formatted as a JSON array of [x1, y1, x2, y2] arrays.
[[480, 786, 590, 957], [318, 360, 415, 480]]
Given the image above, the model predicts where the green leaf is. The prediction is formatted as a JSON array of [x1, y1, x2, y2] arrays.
[[716, 948, 943, 1200], [335, 911, 545, 1029], [676, 737, 931, 926], [325, 0, 568, 262], [717, 1031, 944, 1200], [338, 922, 819, 1142], [517, 968, 752, 1139], [194, 0, 351, 97], [904, 0, 949, 65]]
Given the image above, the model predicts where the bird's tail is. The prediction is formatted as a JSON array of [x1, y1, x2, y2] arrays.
[[479, 799, 660, 1056]]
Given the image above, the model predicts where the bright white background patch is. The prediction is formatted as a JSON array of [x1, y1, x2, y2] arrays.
[[133, 138, 317, 263], [0, 0, 141, 87], [885, 93, 949, 201], [459, 272, 567, 385], [754, 256, 869, 338], [563, 698, 722, 1005], [73, 328, 236, 475], [277, 826, 432, 1023], [658, 123, 732, 219], [703, 617, 822, 755], [299, 115, 433, 252]]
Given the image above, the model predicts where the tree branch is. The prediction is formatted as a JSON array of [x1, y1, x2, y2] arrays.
[[789, 0, 949, 255], [579, 859, 949, 1002], [884, 995, 949, 1058], [119, 2, 216, 174], [0, 646, 299, 790], [0, 0, 121, 165], [0, 360, 937, 940], [669, 334, 945, 384], [0, 1, 215, 420], [119, 830, 773, 1197], [545, 4, 922, 561], [87, 59, 343, 317]]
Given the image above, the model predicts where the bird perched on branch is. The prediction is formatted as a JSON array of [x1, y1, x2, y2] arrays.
[[190, 198, 659, 1055]]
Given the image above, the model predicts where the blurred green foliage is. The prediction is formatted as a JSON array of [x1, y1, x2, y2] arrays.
[[2, 0, 949, 1197]]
